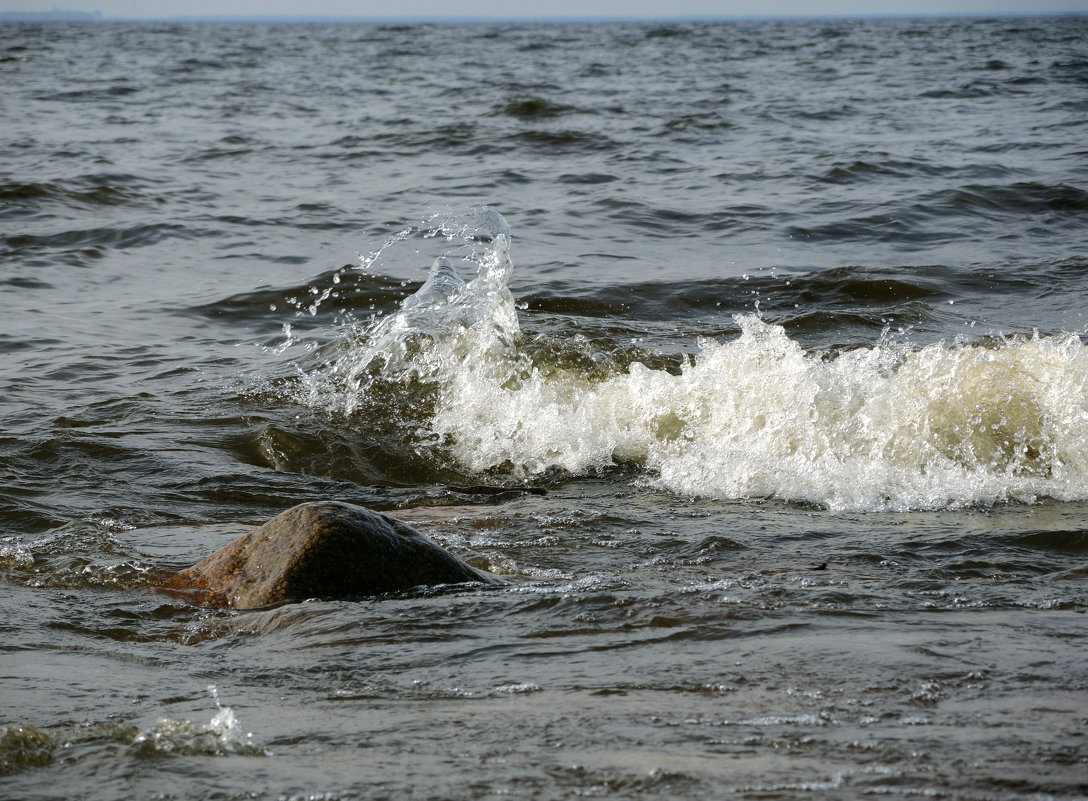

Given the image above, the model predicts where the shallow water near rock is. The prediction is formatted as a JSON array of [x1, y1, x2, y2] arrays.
[[2, 16, 1087, 801]]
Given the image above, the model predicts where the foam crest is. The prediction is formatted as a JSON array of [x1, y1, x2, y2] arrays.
[[652, 321, 1088, 510], [435, 314, 1088, 510]]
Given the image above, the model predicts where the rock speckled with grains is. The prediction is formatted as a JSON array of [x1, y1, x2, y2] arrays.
[[167, 501, 494, 608]]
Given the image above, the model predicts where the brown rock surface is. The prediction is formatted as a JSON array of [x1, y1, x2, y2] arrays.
[[164, 501, 494, 609]]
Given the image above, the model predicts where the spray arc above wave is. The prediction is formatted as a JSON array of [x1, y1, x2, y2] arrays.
[[288, 209, 1088, 512], [293, 207, 523, 418]]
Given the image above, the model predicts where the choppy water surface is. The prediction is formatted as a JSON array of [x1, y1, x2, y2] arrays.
[[2, 16, 1087, 801]]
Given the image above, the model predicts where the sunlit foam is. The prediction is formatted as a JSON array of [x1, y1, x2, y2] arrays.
[[288, 208, 1088, 512]]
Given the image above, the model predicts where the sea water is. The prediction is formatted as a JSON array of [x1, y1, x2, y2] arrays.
[[1, 16, 1087, 800]]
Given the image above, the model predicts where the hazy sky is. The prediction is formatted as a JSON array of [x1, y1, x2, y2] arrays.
[[5, 0, 1086, 18]]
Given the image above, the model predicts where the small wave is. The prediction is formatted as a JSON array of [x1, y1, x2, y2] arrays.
[[0, 688, 266, 774], [920, 183, 1088, 217], [34, 84, 142, 102], [789, 181, 1088, 245], [817, 159, 915, 183], [0, 275, 52, 290], [0, 178, 150, 211], [658, 114, 735, 140], [0, 722, 141, 775], [594, 198, 750, 239], [787, 214, 945, 246], [494, 96, 579, 118], [1004, 529, 1088, 553], [810, 157, 1031, 185], [131, 687, 265, 758], [194, 268, 404, 323], [507, 129, 618, 153], [180, 146, 258, 163], [171, 56, 226, 72], [557, 172, 619, 185], [919, 84, 1007, 99], [1050, 57, 1088, 84], [644, 25, 690, 39], [4, 223, 190, 258], [0, 513, 175, 592], [366, 122, 486, 155]]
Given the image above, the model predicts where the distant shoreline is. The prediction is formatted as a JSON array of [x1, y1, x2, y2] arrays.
[[1, 10, 1084, 24], [1, 10, 102, 21]]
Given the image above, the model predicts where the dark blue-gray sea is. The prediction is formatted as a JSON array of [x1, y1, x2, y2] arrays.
[[2, 15, 1087, 800]]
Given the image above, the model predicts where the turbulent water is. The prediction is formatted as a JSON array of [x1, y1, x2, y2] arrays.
[[2, 16, 1088, 801]]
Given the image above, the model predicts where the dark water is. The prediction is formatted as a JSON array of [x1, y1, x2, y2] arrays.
[[2, 16, 1088, 800]]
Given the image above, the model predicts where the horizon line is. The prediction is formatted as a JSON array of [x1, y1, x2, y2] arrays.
[[2, 10, 1085, 24]]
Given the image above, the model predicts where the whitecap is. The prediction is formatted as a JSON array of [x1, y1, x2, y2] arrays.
[[287, 208, 1088, 512]]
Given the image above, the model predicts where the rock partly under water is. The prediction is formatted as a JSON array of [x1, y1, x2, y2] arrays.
[[164, 501, 496, 609]]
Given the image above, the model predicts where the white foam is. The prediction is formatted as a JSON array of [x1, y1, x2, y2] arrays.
[[428, 314, 1088, 511]]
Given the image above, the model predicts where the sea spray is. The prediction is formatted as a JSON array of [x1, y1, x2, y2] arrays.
[[292, 208, 523, 418]]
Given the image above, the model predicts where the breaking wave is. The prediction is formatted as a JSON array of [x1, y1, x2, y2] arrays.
[[284, 208, 1088, 512]]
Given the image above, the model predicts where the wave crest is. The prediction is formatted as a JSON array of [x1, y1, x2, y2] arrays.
[[287, 209, 1088, 512]]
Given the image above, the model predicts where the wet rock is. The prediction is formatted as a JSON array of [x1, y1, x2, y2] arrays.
[[165, 501, 495, 609]]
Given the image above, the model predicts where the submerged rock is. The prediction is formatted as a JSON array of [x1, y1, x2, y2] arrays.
[[165, 501, 495, 609]]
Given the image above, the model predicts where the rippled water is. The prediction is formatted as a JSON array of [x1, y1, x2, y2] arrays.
[[2, 16, 1087, 801]]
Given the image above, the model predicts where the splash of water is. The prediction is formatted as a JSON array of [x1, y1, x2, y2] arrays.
[[294, 206, 522, 417], [129, 685, 264, 757], [289, 208, 1088, 512]]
